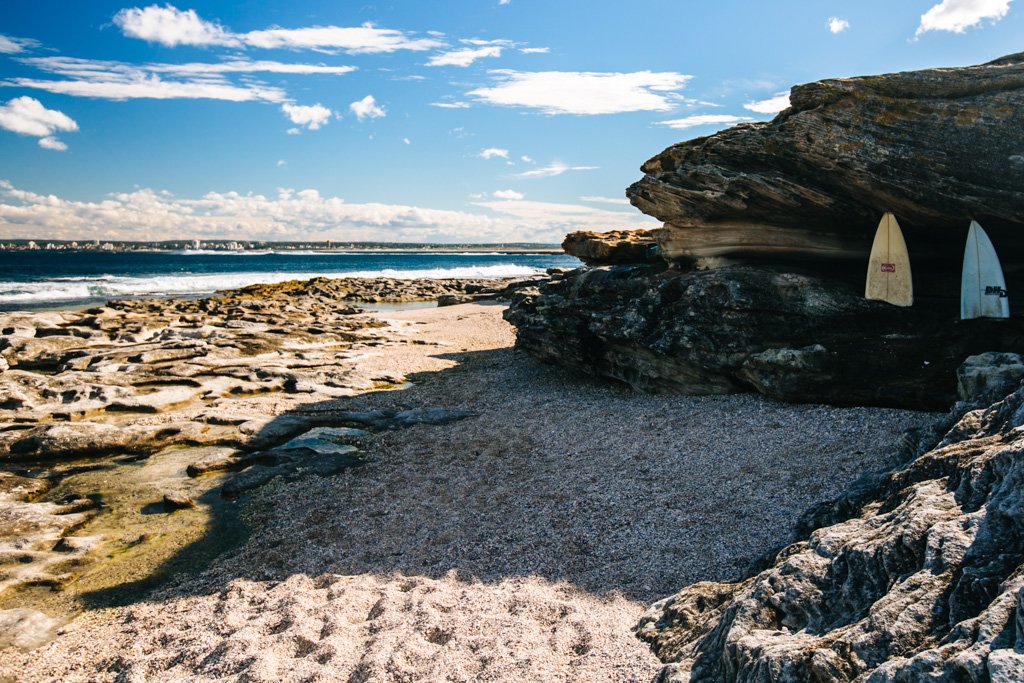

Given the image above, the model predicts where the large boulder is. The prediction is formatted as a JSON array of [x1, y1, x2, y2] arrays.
[[635, 381, 1024, 683], [561, 229, 660, 265], [627, 52, 1024, 287]]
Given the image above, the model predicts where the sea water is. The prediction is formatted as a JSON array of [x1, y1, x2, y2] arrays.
[[0, 250, 580, 310]]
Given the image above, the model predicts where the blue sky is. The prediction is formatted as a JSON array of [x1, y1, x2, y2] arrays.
[[0, 0, 1020, 243]]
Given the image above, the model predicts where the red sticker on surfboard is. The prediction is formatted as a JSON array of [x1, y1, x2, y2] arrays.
[[880, 263, 896, 272]]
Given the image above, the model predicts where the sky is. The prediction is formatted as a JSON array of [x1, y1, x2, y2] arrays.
[[0, 0, 1020, 243]]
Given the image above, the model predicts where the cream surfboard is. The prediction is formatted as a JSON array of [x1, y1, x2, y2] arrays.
[[865, 212, 913, 307], [961, 220, 1009, 319]]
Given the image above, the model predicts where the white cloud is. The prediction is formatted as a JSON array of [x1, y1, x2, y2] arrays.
[[281, 103, 333, 130], [916, 0, 1011, 35], [520, 47, 550, 54], [38, 137, 68, 151], [657, 114, 753, 129], [0, 97, 78, 151], [11, 76, 285, 102], [479, 147, 509, 159], [828, 17, 850, 33], [349, 95, 386, 120], [286, 128, 301, 135], [468, 70, 692, 115], [430, 101, 472, 109], [276, 159, 287, 167], [114, 4, 239, 47], [743, 92, 791, 114], [13, 56, 289, 102], [427, 46, 502, 67], [115, 5, 445, 54], [0, 34, 39, 54], [515, 162, 598, 178], [21, 56, 356, 78], [493, 189, 524, 200], [0, 181, 655, 243], [521, 155, 533, 163], [580, 196, 630, 206], [403, 137, 411, 145], [243, 24, 444, 53]]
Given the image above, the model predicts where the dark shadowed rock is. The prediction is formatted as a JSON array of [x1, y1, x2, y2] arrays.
[[505, 264, 1024, 410], [635, 382, 1024, 682], [561, 229, 660, 265], [627, 53, 1024, 271], [957, 352, 1024, 404]]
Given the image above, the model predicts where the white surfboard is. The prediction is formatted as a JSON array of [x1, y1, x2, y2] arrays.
[[865, 212, 913, 307], [961, 220, 1009, 320]]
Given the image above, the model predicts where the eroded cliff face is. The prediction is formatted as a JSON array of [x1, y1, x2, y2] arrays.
[[627, 53, 1024, 268], [505, 53, 1024, 409], [636, 379, 1024, 683]]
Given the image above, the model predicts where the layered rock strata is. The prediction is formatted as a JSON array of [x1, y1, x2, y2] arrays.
[[627, 53, 1024, 274], [636, 378, 1024, 683]]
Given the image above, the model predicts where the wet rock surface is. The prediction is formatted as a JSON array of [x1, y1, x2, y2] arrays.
[[0, 277, 503, 643], [636, 380, 1024, 682], [505, 264, 1024, 409]]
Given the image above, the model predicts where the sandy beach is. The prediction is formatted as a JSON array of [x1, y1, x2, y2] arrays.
[[0, 299, 935, 682]]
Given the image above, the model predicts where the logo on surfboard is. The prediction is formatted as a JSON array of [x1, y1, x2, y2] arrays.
[[984, 285, 1008, 297], [880, 263, 896, 273]]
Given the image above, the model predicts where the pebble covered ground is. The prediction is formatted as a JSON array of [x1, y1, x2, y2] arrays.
[[0, 302, 937, 682]]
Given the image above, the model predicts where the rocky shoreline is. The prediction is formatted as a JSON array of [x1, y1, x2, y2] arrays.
[[0, 279, 937, 681], [0, 275, 543, 648]]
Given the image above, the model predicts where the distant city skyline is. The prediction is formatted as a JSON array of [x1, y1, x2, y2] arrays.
[[0, 0, 1019, 242]]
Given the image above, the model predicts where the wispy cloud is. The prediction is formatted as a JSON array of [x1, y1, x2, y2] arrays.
[[9, 56, 346, 102], [468, 70, 692, 115], [427, 46, 502, 67], [579, 196, 630, 206], [916, 0, 1012, 36], [281, 103, 334, 131], [515, 162, 598, 178], [349, 95, 385, 120], [828, 17, 850, 33], [0, 97, 78, 151], [519, 47, 550, 54], [114, 4, 444, 53], [0, 181, 654, 243], [430, 101, 471, 109], [743, 92, 791, 114], [0, 34, 39, 54], [479, 147, 509, 159], [656, 114, 753, 129], [21, 55, 356, 78], [493, 189, 524, 200]]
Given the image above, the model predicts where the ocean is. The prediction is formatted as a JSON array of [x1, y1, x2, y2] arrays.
[[0, 249, 581, 310]]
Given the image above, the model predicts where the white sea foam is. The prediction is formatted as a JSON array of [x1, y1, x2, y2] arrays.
[[0, 265, 543, 305]]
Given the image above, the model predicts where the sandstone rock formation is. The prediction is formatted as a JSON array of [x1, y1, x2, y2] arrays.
[[506, 54, 1024, 408], [561, 229, 660, 265], [636, 379, 1024, 683], [627, 53, 1024, 278]]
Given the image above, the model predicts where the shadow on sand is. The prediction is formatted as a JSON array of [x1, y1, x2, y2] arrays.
[[73, 341, 932, 613]]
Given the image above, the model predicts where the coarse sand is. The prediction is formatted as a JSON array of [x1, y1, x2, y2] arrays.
[[0, 302, 937, 682]]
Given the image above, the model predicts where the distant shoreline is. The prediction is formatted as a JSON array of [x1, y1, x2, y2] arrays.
[[0, 241, 564, 254]]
